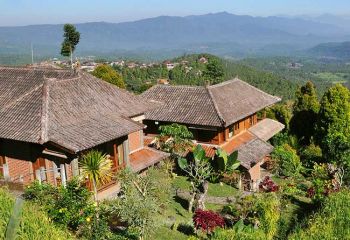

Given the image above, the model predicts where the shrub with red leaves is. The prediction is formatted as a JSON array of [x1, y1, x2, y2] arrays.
[[307, 187, 316, 198], [193, 209, 225, 234], [259, 176, 279, 192]]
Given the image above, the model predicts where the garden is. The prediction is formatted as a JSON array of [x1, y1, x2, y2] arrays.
[[1, 82, 350, 240]]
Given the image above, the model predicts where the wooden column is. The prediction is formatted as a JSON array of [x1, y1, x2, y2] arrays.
[[113, 143, 119, 169], [123, 139, 130, 166], [60, 164, 66, 187]]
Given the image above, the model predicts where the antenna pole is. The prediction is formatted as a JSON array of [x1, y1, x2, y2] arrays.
[[31, 43, 34, 64]]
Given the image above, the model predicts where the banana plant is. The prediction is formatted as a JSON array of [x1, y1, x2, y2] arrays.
[[215, 148, 240, 174]]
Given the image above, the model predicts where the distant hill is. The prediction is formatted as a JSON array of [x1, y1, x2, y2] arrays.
[[307, 42, 350, 60], [0, 12, 349, 62], [120, 53, 298, 100]]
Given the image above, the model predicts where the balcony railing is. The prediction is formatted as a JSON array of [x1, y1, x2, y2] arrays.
[[85, 160, 126, 192]]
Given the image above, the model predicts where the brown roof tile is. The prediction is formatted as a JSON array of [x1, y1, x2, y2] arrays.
[[248, 118, 285, 141], [0, 66, 149, 153], [141, 78, 281, 127], [129, 147, 169, 172]]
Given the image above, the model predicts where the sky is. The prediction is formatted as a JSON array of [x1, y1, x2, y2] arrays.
[[0, 0, 350, 26]]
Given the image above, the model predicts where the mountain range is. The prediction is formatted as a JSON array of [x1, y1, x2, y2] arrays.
[[0, 12, 349, 60]]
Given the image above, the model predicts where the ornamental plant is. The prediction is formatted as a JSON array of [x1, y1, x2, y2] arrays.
[[259, 176, 279, 192], [193, 209, 225, 234]]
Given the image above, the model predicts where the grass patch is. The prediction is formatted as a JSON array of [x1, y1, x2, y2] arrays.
[[206, 203, 224, 212], [150, 226, 189, 240], [173, 175, 239, 197]]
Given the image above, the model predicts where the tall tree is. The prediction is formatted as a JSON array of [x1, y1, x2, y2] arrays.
[[290, 81, 320, 144], [266, 104, 292, 130], [315, 84, 350, 169], [60, 24, 80, 66], [79, 150, 112, 201], [203, 58, 224, 85], [92, 64, 126, 89]]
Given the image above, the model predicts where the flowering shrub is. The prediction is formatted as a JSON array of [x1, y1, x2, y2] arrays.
[[24, 179, 95, 231], [259, 176, 279, 192], [307, 163, 342, 202], [193, 209, 225, 234]]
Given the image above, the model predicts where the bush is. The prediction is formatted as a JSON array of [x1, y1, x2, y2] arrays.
[[0, 187, 14, 238], [272, 144, 303, 177], [259, 176, 279, 192], [92, 64, 126, 88], [210, 222, 266, 240], [290, 190, 350, 239], [24, 179, 95, 231], [307, 163, 341, 203], [18, 202, 75, 239], [193, 209, 225, 234], [110, 167, 173, 239], [23, 181, 57, 205], [300, 144, 323, 169], [253, 193, 280, 240], [0, 187, 74, 239]]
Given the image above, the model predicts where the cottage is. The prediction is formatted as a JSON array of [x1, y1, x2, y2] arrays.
[[0, 66, 167, 198], [141, 78, 284, 190]]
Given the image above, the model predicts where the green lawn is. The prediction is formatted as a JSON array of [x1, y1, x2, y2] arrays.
[[151, 175, 239, 239], [150, 226, 189, 240], [173, 175, 239, 197]]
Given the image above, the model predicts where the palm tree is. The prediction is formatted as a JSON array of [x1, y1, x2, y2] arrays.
[[79, 150, 112, 201]]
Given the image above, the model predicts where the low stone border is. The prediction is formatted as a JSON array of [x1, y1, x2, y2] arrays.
[[175, 189, 237, 205]]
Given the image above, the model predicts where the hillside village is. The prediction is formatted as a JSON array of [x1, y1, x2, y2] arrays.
[[1, 10, 350, 240]]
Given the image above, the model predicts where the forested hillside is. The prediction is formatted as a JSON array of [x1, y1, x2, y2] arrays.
[[239, 56, 350, 96], [117, 54, 297, 100]]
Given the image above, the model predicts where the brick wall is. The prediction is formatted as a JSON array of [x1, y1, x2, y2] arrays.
[[6, 157, 34, 184], [128, 131, 142, 152]]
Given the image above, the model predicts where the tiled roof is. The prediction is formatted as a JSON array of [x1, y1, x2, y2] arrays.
[[141, 78, 281, 127], [237, 138, 274, 169], [198, 131, 274, 170], [248, 118, 285, 141], [129, 147, 169, 172], [142, 85, 223, 127], [0, 66, 150, 153]]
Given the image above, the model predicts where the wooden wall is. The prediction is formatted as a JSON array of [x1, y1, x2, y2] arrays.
[[144, 113, 258, 146]]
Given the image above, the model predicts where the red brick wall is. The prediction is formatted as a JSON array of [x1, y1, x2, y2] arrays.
[[65, 163, 73, 180], [129, 131, 142, 152], [248, 162, 261, 182], [6, 157, 34, 184]]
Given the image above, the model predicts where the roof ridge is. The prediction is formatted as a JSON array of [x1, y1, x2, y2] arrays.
[[39, 77, 52, 144], [233, 77, 282, 101], [0, 84, 43, 111], [154, 84, 204, 89], [0, 65, 68, 72], [206, 86, 226, 126], [208, 78, 239, 88]]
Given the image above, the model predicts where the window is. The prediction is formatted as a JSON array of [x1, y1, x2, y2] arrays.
[[249, 116, 255, 126], [229, 126, 233, 138], [231, 123, 239, 136]]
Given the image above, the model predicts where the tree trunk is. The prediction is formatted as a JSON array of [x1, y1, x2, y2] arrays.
[[70, 45, 73, 69], [188, 192, 196, 213], [92, 179, 98, 202], [197, 181, 209, 210]]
